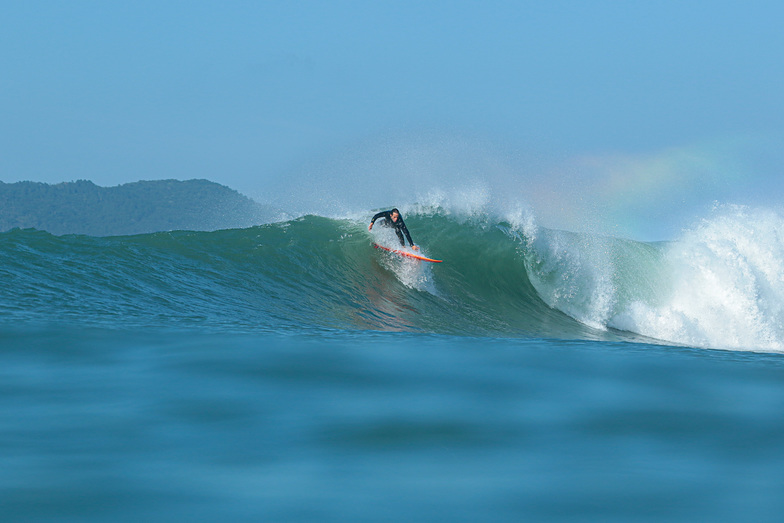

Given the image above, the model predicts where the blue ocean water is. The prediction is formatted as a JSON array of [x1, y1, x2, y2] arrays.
[[2, 206, 784, 521]]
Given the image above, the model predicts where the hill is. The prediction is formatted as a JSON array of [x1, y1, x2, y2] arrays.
[[0, 179, 277, 236]]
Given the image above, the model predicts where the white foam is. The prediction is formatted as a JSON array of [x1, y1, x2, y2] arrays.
[[370, 227, 439, 295], [521, 204, 784, 352], [612, 205, 784, 351]]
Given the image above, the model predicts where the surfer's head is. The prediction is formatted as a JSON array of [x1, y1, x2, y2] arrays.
[[390, 208, 400, 221]]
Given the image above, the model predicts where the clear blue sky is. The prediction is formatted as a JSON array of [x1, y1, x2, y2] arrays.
[[2, 1, 783, 238]]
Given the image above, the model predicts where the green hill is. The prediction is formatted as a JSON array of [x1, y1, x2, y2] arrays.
[[0, 179, 279, 236]]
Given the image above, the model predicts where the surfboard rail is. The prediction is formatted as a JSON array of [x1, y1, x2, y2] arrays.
[[373, 243, 443, 263]]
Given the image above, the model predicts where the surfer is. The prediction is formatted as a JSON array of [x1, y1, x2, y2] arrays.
[[368, 208, 419, 250]]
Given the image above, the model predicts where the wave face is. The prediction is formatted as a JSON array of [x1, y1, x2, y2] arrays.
[[2, 205, 783, 351]]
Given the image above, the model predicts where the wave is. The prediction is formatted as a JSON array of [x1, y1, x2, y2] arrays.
[[2, 204, 782, 352]]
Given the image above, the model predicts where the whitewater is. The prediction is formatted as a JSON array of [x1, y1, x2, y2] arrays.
[[3, 194, 784, 521]]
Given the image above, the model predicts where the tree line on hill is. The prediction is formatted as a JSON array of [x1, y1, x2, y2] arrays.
[[0, 179, 278, 236]]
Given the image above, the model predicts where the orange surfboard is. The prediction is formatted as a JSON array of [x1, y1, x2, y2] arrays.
[[373, 243, 443, 263]]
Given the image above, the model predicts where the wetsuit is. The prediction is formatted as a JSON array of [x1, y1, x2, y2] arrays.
[[370, 210, 414, 247]]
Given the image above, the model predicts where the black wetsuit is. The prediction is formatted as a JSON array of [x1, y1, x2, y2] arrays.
[[370, 210, 414, 247]]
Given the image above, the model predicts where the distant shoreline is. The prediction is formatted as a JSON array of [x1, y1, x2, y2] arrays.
[[0, 179, 277, 236]]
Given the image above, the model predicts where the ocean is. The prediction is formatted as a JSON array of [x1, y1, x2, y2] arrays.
[[2, 205, 784, 521]]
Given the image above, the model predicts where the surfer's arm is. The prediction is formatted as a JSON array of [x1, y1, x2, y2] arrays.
[[369, 211, 387, 230], [400, 221, 418, 249]]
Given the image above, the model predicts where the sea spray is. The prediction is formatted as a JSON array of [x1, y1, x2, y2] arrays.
[[370, 225, 439, 295], [520, 204, 784, 351], [520, 228, 667, 332], [613, 206, 784, 351]]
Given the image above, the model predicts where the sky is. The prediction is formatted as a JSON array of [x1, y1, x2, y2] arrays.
[[2, 1, 783, 239]]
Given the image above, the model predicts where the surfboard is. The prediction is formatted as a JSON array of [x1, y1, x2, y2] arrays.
[[373, 243, 443, 263]]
